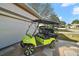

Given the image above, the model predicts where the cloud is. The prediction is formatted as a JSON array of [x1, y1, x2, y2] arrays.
[[59, 16, 63, 20], [61, 3, 75, 7], [72, 7, 79, 15]]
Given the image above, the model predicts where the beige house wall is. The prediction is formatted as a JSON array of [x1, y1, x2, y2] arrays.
[[70, 24, 79, 29]]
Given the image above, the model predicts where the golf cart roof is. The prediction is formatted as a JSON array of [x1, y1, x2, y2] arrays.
[[33, 19, 59, 24]]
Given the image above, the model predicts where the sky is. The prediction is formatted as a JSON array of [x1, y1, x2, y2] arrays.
[[50, 3, 79, 24]]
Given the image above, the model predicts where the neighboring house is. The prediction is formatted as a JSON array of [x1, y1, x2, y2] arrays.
[[70, 24, 79, 29]]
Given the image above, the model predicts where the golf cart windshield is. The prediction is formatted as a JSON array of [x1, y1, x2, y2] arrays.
[[26, 19, 59, 36], [26, 22, 39, 36]]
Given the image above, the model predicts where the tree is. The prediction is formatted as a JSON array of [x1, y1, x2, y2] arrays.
[[28, 3, 60, 24], [50, 14, 60, 24], [60, 21, 66, 25], [72, 19, 79, 24], [59, 21, 66, 28], [28, 3, 52, 17]]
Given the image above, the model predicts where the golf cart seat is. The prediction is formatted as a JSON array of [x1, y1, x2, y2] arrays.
[[35, 32, 57, 39], [48, 33, 58, 38], [35, 33, 51, 39], [39, 27, 57, 38]]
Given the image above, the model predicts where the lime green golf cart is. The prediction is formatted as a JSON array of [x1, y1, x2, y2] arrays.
[[20, 19, 58, 56]]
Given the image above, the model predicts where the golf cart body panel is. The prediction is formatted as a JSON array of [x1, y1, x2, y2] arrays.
[[35, 33, 56, 45], [21, 19, 58, 47], [22, 35, 55, 47], [35, 36, 44, 45], [22, 34, 37, 46], [44, 38, 55, 45]]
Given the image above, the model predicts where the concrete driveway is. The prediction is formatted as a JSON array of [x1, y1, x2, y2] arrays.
[[0, 39, 79, 56]]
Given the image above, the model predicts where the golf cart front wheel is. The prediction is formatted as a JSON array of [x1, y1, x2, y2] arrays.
[[24, 44, 35, 56]]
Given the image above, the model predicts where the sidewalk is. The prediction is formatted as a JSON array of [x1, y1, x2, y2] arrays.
[[59, 46, 79, 56]]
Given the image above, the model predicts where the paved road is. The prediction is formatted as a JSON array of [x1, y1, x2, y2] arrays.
[[0, 39, 79, 56]]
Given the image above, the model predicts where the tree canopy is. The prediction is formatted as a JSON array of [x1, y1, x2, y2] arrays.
[[72, 19, 79, 24], [50, 14, 60, 23], [28, 3, 53, 18], [60, 21, 66, 25]]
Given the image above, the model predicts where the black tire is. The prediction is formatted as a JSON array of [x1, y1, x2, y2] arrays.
[[49, 41, 56, 49], [24, 44, 35, 56]]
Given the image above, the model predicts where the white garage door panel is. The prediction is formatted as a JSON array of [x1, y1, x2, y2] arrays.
[[0, 15, 30, 49]]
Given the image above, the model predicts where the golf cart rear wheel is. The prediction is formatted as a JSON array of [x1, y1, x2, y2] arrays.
[[24, 44, 35, 56]]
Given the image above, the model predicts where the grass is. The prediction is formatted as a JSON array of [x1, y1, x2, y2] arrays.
[[55, 28, 71, 32], [72, 28, 79, 30], [57, 33, 79, 42], [55, 28, 79, 42]]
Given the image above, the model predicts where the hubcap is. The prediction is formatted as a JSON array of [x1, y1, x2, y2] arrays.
[[25, 46, 34, 56]]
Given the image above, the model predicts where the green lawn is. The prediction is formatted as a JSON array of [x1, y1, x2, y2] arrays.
[[55, 28, 79, 42], [57, 32, 79, 42], [55, 28, 71, 32]]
